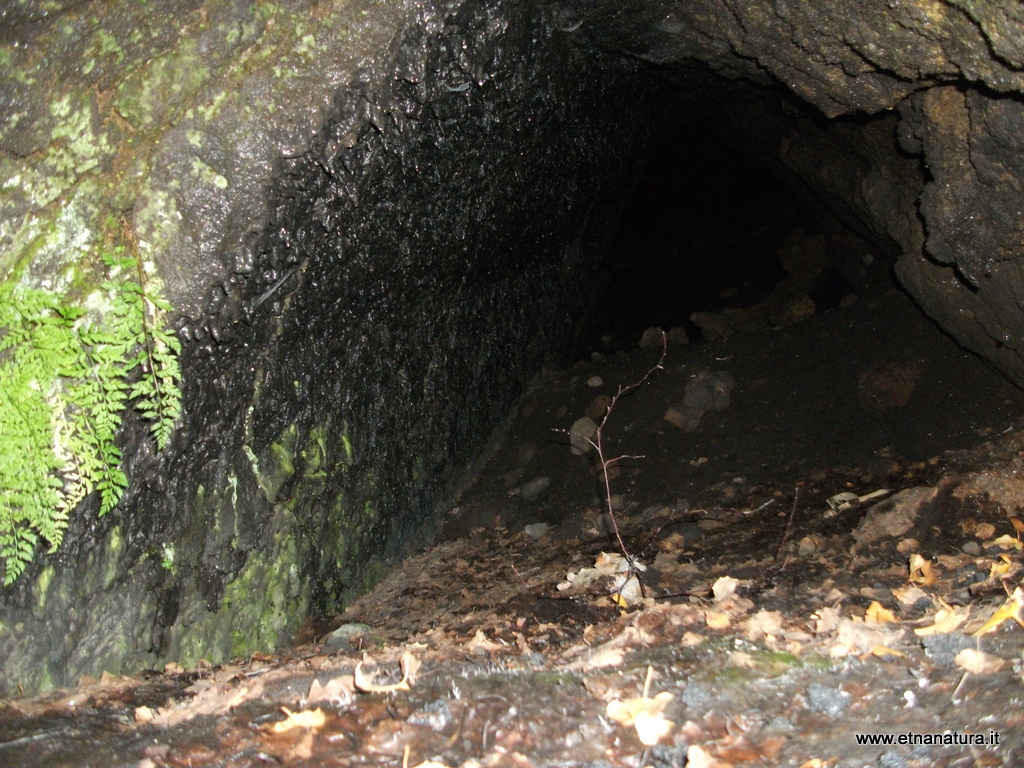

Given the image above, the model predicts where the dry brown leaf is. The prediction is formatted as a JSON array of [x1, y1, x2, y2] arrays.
[[955, 648, 1008, 674], [585, 646, 627, 669], [354, 651, 420, 693], [271, 706, 326, 733], [605, 666, 675, 746], [892, 585, 929, 607], [744, 610, 784, 639], [403, 744, 453, 768], [811, 605, 842, 635], [307, 674, 356, 704], [463, 629, 506, 654], [704, 609, 731, 630], [711, 575, 739, 602], [134, 705, 155, 724], [864, 601, 897, 623], [974, 522, 997, 539], [936, 553, 971, 569], [152, 679, 261, 727], [1011, 517, 1024, 535], [832, 618, 904, 656], [686, 744, 734, 768], [717, 734, 785, 763]]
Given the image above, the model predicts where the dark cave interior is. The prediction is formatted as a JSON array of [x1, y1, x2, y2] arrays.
[[575, 78, 902, 357]]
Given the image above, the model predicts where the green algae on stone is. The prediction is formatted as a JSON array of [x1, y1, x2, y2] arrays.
[[220, 509, 306, 659], [33, 566, 55, 612]]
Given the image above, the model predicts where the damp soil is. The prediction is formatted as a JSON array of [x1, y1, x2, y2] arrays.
[[4, 290, 1024, 768]]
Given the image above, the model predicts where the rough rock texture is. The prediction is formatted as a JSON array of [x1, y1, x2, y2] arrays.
[[0, 0, 650, 693], [3, 0, 1024, 693]]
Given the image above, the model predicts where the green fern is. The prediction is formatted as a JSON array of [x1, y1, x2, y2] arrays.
[[0, 253, 181, 585]]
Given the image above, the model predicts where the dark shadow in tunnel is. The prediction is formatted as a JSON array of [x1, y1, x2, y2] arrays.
[[575, 83, 882, 356]]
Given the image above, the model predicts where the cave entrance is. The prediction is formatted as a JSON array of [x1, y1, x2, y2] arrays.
[[446, 76, 1024, 539]]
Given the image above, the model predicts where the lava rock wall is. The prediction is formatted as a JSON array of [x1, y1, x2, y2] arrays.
[[0, 0, 649, 692]]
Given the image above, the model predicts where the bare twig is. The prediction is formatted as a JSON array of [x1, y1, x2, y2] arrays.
[[560, 332, 668, 580], [773, 483, 802, 564]]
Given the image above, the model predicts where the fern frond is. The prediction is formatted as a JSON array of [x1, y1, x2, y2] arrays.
[[0, 249, 182, 584]]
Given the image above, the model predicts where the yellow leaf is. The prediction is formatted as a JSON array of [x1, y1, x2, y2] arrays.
[[914, 601, 969, 636], [984, 534, 1023, 551], [908, 554, 937, 585], [860, 645, 906, 659], [973, 587, 1024, 636], [865, 601, 897, 623], [989, 554, 1013, 579], [272, 706, 326, 733]]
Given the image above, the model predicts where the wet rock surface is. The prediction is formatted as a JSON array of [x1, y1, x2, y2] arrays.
[[3, 296, 1024, 767]]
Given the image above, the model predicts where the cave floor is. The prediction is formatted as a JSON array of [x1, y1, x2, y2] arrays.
[[4, 290, 1024, 767]]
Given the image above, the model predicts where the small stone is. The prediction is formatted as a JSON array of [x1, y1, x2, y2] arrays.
[[962, 540, 981, 556], [664, 405, 704, 431], [639, 326, 665, 348], [324, 622, 378, 654], [586, 375, 603, 387], [797, 535, 818, 556], [586, 394, 612, 420], [503, 466, 525, 488], [683, 370, 736, 411], [523, 522, 552, 539], [666, 327, 689, 345], [921, 631, 975, 666], [516, 441, 537, 466], [690, 311, 735, 341], [569, 416, 597, 455], [519, 476, 551, 501], [770, 295, 816, 327], [805, 683, 850, 716]]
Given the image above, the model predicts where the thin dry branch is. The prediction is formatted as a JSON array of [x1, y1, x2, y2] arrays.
[[561, 331, 668, 578]]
